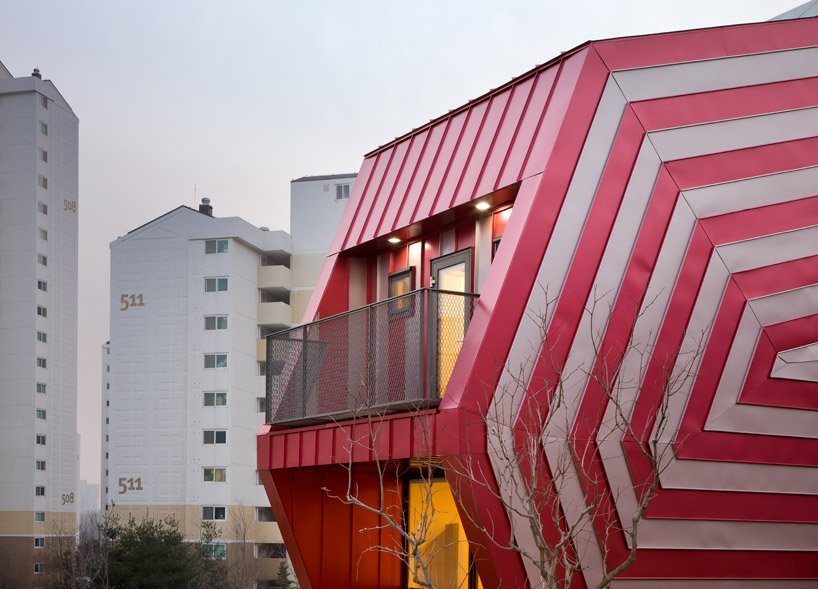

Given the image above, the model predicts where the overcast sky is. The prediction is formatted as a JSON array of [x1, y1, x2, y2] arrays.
[[0, 0, 798, 485]]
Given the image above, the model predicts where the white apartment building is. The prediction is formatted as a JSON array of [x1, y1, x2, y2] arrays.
[[0, 62, 79, 588], [289, 173, 356, 322], [105, 199, 292, 582]]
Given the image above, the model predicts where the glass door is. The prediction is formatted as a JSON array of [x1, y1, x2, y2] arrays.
[[429, 250, 472, 397]]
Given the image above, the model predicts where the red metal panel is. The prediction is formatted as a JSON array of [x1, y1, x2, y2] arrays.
[[345, 151, 392, 249], [317, 427, 334, 465], [633, 76, 818, 131], [321, 471, 352, 588], [300, 429, 317, 467], [455, 222, 475, 252], [360, 140, 411, 244], [394, 122, 449, 230], [431, 101, 490, 216], [414, 111, 470, 221], [271, 432, 285, 469], [474, 77, 536, 199], [451, 91, 512, 206], [349, 471, 383, 588], [388, 245, 408, 272], [379, 131, 427, 236], [496, 67, 559, 189], [593, 18, 818, 70], [291, 469, 326, 587], [390, 416, 412, 460], [285, 432, 301, 468], [421, 235, 439, 288]]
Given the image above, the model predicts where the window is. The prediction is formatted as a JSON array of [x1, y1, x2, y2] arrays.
[[204, 315, 228, 330], [37, 279, 47, 292], [36, 409, 46, 420], [38, 175, 48, 189], [35, 434, 46, 445], [204, 353, 228, 368], [35, 460, 46, 471], [106, 418, 109, 424], [106, 383, 110, 390], [255, 543, 286, 559], [388, 268, 415, 315], [36, 382, 46, 394], [205, 239, 228, 254], [38, 227, 47, 241], [34, 511, 45, 522], [37, 357, 47, 368], [38, 253, 47, 266], [34, 537, 45, 549], [202, 506, 226, 521], [204, 543, 227, 560], [204, 277, 228, 292], [256, 397, 266, 414], [202, 430, 227, 445], [255, 471, 262, 485], [203, 468, 226, 482], [37, 305, 47, 317], [38, 147, 48, 162], [34, 562, 44, 574], [255, 507, 275, 522], [39, 120, 48, 135], [35, 486, 45, 496], [38, 94, 48, 108], [335, 183, 350, 200], [37, 331, 47, 343], [106, 365, 110, 372], [38, 201, 48, 215], [203, 391, 227, 406]]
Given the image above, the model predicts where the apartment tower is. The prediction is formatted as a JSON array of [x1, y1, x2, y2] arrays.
[[0, 62, 79, 587]]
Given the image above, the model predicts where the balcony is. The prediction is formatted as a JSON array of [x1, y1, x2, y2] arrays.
[[265, 289, 478, 425], [257, 301, 291, 327], [258, 265, 291, 292]]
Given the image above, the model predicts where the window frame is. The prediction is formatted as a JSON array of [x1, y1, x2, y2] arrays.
[[204, 315, 228, 330], [204, 277, 229, 292], [203, 391, 228, 407], [203, 467, 226, 483]]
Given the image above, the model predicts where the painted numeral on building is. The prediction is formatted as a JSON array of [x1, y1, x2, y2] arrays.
[[119, 293, 145, 311], [117, 477, 143, 494], [61, 492, 74, 505], [63, 199, 77, 212]]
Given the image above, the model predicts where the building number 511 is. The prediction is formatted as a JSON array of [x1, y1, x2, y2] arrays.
[[120, 293, 145, 311], [118, 477, 143, 494]]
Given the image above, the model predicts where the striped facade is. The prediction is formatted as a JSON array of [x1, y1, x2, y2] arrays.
[[259, 14, 818, 588]]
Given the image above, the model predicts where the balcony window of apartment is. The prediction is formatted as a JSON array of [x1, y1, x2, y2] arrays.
[[38, 94, 48, 108], [35, 434, 46, 446], [38, 147, 48, 163], [37, 331, 47, 343], [203, 467, 226, 482], [38, 175, 48, 189], [38, 120, 48, 135], [255, 507, 275, 522], [34, 511, 45, 522], [37, 357, 47, 369], [35, 485, 45, 496], [38, 253, 47, 266], [38, 227, 47, 241], [202, 506, 226, 521], [204, 277, 228, 292], [37, 305, 47, 317], [204, 315, 228, 330], [335, 183, 350, 200], [36, 382, 46, 394], [258, 362, 266, 376], [36, 409, 46, 420], [205, 239, 228, 254], [38, 279, 47, 292], [35, 460, 46, 471], [34, 562, 45, 574], [204, 543, 227, 560], [34, 537, 45, 549], [203, 391, 227, 406], [203, 353, 228, 369], [202, 430, 227, 444], [38, 200, 48, 215], [256, 398, 266, 413], [255, 543, 286, 559]]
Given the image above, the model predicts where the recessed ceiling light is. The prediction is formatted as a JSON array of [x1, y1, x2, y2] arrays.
[[388, 237, 401, 244], [475, 201, 491, 211]]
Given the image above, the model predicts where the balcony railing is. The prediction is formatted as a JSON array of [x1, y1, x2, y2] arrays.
[[265, 288, 479, 425]]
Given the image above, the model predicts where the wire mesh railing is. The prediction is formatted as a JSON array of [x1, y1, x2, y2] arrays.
[[266, 289, 479, 425]]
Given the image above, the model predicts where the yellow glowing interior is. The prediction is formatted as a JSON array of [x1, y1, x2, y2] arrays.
[[407, 479, 471, 589], [436, 263, 466, 397]]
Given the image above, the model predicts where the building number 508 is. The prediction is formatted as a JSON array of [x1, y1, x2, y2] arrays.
[[118, 477, 143, 494]]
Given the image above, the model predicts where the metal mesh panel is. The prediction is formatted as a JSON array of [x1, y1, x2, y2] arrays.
[[266, 289, 478, 425]]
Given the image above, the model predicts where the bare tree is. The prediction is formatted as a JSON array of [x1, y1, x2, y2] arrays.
[[225, 501, 260, 589], [449, 287, 705, 588]]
